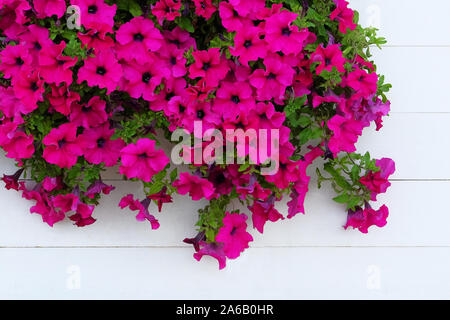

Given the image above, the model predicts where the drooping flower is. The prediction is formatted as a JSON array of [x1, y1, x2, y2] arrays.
[[360, 158, 396, 201], [331, 0, 357, 34], [77, 49, 122, 94], [188, 48, 230, 87], [42, 176, 63, 192], [147, 187, 173, 212], [193, 241, 227, 270], [215, 212, 253, 259], [21, 186, 65, 227], [345, 69, 378, 98], [79, 124, 125, 167], [2, 168, 24, 191], [249, 199, 284, 234], [33, 0, 66, 19], [173, 172, 216, 201], [119, 138, 170, 182], [116, 17, 163, 61], [152, 0, 181, 24], [344, 204, 389, 234], [119, 194, 160, 229], [42, 123, 83, 168]]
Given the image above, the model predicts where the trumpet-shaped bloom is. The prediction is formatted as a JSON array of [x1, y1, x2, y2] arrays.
[[43, 123, 83, 168], [215, 212, 253, 259]]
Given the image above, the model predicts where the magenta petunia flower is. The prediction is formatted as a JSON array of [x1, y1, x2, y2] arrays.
[[116, 17, 163, 62], [0, 0, 31, 40], [119, 138, 170, 182], [152, 0, 181, 24], [213, 81, 255, 121], [47, 84, 81, 116], [344, 204, 389, 234], [12, 70, 45, 109], [122, 57, 170, 101], [188, 48, 230, 87], [69, 96, 108, 128], [163, 27, 197, 52], [42, 177, 63, 192], [193, 241, 227, 270], [173, 172, 216, 201], [327, 115, 365, 154], [0, 44, 32, 79], [228, 0, 265, 18], [71, 0, 117, 32], [78, 29, 115, 53], [249, 199, 284, 234], [0, 86, 37, 117], [79, 124, 125, 167], [2, 168, 24, 191], [21, 187, 65, 227], [77, 49, 122, 94], [33, 0, 66, 19], [218, 1, 246, 32], [43, 123, 83, 168], [38, 41, 78, 86], [159, 43, 187, 78], [249, 56, 294, 101], [215, 212, 253, 259], [331, 0, 357, 34], [265, 11, 310, 55], [3, 130, 35, 160], [18, 24, 53, 60], [360, 158, 396, 201], [311, 44, 346, 75], [119, 194, 160, 229], [230, 26, 267, 66], [193, 0, 217, 20], [345, 69, 378, 98]]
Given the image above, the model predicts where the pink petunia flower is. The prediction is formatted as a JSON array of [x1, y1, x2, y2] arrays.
[[213, 81, 255, 121], [79, 124, 125, 167], [119, 138, 170, 182], [2, 168, 24, 191], [331, 0, 357, 34], [228, 0, 265, 18], [69, 96, 108, 128], [345, 69, 378, 98], [11, 70, 45, 109], [116, 17, 163, 62], [0, 86, 37, 117], [33, 0, 66, 19], [173, 172, 216, 201], [311, 44, 346, 75], [0, 44, 32, 79], [218, 1, 246, 32], [119, 194, 160, 229], [188, 48, 230, 87], [360, 158, 396, 201], [215, 212, 253, 259], [193, 0, 217, 20], [230, 26, 267, 66], [163, 27, 197, 52], [327, 115, 365, 154], [344, 204, 389, 234], [71, 0, 117, 32], [249, 199, 284, 234], [47, 84, 80, 116], [265, 11, 310, 55], [0, 0, 31, 40], [43, 123, 83, 168], [78, 29, 115, 53], [152, 0, 181, 24], [77, 49, 122, 94], [38, 41, 78, 86], [193, 241, 227, 270]]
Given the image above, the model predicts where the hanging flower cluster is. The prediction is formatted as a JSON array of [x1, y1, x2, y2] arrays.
[[0, 0, 395, 269]]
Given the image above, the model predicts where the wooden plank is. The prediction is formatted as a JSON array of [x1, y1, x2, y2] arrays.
[[1, 247, 449, 299]]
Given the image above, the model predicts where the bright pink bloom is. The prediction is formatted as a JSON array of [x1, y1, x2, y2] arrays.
[[311, 44, 346, 75], [0, 44, 32, 79], [159, 43, 187, 78], [3, 131, 35, 160], [78, 29, 115, 53], [230, 26, 267, 66], [71, 0, 117, 32], [193, 241, 227, 270], [215, 212, 253, 259], [70, 213, 96, 227], [344, 204, 389, 234], [346, 69, 378, 98], [219, 1, 246, 32], [249, 199, 284, 234], [0, 86, 37, 117], [193, 0, 216, 19], [327, 115, 365, 154], [2, 168, 24, 191], [214, 81, 255, 121], [188, 48, 230, 87], [69, 96, 108, 128], [33, 0, 66, 18], [42, 177, 63, 192], [79, 124, 125, 167], [22, 187, 65, 227], [43, 123, 83, 168], [119, 194, 160, 229], [119, 138, 170, 182], [39, 41, 77, 85], [173, 172, 216, 201], [47, 84, 80, 116], [360, 158, 396, 201], [331, 0, 357, 34], [52, 193, 79, 213], [77, 49, 122, 94], [228, 0, 265, 18], [12, 70, 44, 109], [163, 27, 197, 52], [265, 11, 309, 55], [152, 0, 181, 24], [18, 24, 52, 59], [147, 188, 173, 212], [116, 17, 163, 61], [0, 0, 31, 40]]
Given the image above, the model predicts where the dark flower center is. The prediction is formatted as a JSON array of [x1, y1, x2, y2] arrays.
[[165, 92, 175, 101], [243, 40, 252, 48], [179, 105, 186, 113], [230, 227, 237, 236], [97, 138, 106, 148], [16, 57, 24, 65], [169, 39, 181, 47], [231, 96, 240, 104], [34, 42, 42, 51], [142, 72, 152, 83], [138, 153, 148, 158], [30, 82, 39, 92], [267, 73, 277, 80], [58, 139, 66, 148], [170, 57, 177, 65], [325, 58, 332, 65], [88, 5, 98, 14], [215, 173, 225, 184], [96, 66, 107, 75], [133, 33, 144, 42], [202, 62, 211, 71], [82, 105, 90, 113], [282, 27, 292, 36], [197, 110, 205, 119]]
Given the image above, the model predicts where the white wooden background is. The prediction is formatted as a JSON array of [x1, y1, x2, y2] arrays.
[[1, 0, 449, 299]]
